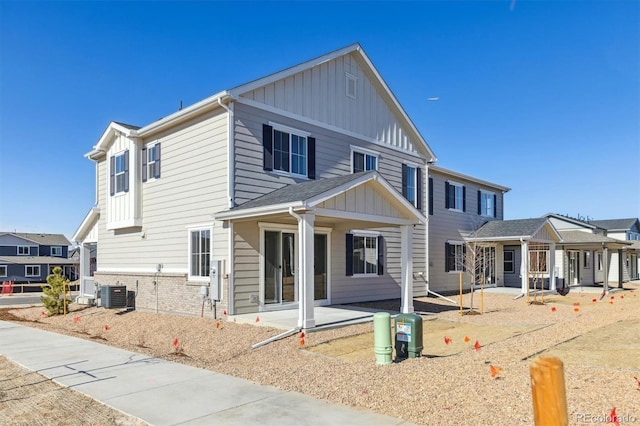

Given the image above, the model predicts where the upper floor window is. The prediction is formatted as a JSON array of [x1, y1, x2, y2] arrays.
[[445, 181, 465, 212], [263, 124, 315, 179], [143, 143, 161, 182], [51, 246, 63, 257], [402, 163, 422, 210], [0, 265, 6, 277], [346, 232, 383, 276], [110, 150, 130, 195], [345, 73, 357, 99], [189, 228, 211, 280], [478, 190, 496, 217], [17, 246, 30, 255], [352, 148, 377, 173], [445, 242, 465, 272]]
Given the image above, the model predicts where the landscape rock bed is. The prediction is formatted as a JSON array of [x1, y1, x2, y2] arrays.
[[2, 283, 639, 425]]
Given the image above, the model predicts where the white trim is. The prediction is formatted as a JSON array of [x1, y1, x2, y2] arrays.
[[50, 246, 63, 257], [98, 267, 188, 274], [350, 233, 380, 277], [315, 208, 417, 226], [237, 97, 428, 160], [17, 246, 31, 255], [0, 265, 7, 277], [349, 229, 381, 237], [350, 145, 379, 172], [73, 207, 100, 243], [478, 189, 496, 218], [25, 265, 41, 277], [105, 219, 142, 231], [430, 164, 510, 193], [268, 121, 311, 137], [187, 226, 214, 282]]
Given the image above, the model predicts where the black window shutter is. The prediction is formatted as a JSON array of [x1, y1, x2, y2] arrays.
[[123, 150, 130, 193], [155, 143, 161, 179], [346, 233, 354, 276], [428, 177, 433, 216], [445, 242, 450, 272], [262, 124, 273, 171], [445, 182, 450, 209], [142, 147, 148, 182], [462, 186, 466, 212], [401, 164, 408, 198], [477, 190, 481, 215], [307, 137, 315, 179], [493, 194, 497, 218], [109, 156, 115, 196], [416, 167, 423, 210], [377, 235, 384, 275]]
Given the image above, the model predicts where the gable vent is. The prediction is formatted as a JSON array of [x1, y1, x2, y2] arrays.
[[346, 73, 357, 99]]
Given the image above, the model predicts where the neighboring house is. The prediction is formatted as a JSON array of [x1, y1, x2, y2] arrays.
[[589, 218, 640, 282], [426, 165, 510, 293], [0, 232, 74, 283], [74, 43, 440, 327]]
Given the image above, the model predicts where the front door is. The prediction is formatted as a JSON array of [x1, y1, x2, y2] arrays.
[[568, 251, 580, 285], [264, 231, 296, 305]]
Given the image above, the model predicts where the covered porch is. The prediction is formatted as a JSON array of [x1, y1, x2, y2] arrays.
[[215, 171, 425, 330], [71, 207, 100, 304]]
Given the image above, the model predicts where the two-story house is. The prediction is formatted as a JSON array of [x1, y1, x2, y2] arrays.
[[74, 43, 439, 328], [589, 218, 640, 282], [0, 232, 74, 283]]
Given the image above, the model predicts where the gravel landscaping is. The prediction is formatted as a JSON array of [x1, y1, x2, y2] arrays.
[[2, 283, 639, 425]]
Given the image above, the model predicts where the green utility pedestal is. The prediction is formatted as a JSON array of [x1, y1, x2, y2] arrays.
[[373, 312, 392, 365], [395, 313, 423, 359]]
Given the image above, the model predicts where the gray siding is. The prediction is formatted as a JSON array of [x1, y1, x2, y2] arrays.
[[427, 168, 505, 292]]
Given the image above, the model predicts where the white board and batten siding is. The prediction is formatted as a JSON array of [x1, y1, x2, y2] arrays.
[[106, 133, 141, 230], [97, 109, 229, 276], [428, 168, 506, 293], [239, 52, 421, 156]]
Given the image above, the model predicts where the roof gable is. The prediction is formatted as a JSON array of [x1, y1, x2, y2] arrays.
[[468, 218, 561, 242], [0, 232, 70, 246], [229, 43, 436, 161]]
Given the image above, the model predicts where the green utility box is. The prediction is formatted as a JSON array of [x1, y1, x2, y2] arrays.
[[394, 313, 423, 359]]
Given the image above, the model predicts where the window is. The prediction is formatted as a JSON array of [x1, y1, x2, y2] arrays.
[[478, 190, 496, 217], [352, 149, 377, 173], [345, 73, 357, 99], [402, 164, 422, 209], [445, 181, 465, 211], [597, 253, 603, 271], [17, 246, 30, 255], [263, 124, 315, 179], [25, 265, 40, 277], [142, 143, 161, 182], [504, 250, 515, 273], [583, 251, 591, 268], [189, 229, 211, 279], [445, 242, 465, 272], [345, 233, 383, 276], [529, 250, 548, 273], [110, 150, 129, 195], [0, 265, 6, 277], [51, 246, 63, 257]]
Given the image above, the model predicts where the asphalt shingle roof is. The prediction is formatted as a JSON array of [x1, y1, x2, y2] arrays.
[[0, 256, 76, 265], [558, 231, 630, 245], [230, 171, 376, 211], [469, 218, 548, 239], [589, 218, 639, 232], [1, 233, 70, 246]]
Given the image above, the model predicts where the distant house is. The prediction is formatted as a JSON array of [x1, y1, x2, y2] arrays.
[[589, 218, 640, 282], [0, 232, 74, 283]]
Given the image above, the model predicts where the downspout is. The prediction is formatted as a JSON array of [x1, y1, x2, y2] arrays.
[[424, 162, 430, 295], [217, 97, 236, 314]]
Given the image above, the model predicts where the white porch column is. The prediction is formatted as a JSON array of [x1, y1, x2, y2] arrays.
[[549, 242, 556, 291], [520, 240, 529, 295], [400, 225, 414, 314], [297, 213, 315, 329], [603, 246, 609, 294]]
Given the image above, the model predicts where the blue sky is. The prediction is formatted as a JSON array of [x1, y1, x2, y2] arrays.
[[1, 0, 638, 240]]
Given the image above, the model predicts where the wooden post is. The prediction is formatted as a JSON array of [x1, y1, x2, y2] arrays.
[[530, 356, 568, 426], [459, 272, 463, 315]]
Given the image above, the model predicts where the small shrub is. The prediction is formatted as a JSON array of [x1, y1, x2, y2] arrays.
[[40, 267, 72, 316]]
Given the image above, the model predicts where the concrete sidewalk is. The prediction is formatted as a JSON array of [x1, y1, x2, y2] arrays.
[[0, 321, 410, 426]]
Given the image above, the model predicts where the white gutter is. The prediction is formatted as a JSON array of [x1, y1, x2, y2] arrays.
[[217, 98, 235, 209]]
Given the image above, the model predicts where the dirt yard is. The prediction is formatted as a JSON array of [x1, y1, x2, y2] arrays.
[[1, 283, 639, 425]]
